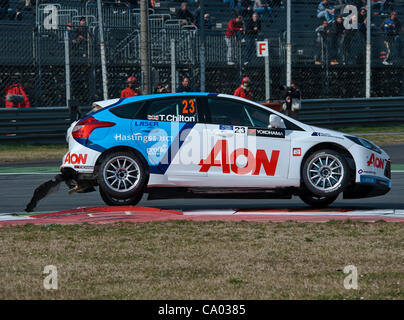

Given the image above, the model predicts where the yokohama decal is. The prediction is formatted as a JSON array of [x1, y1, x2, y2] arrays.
[[198, 140, 280, 176], [64, 152, 88, 165]]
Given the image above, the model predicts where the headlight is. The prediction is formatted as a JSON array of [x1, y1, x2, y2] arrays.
[[345, 136, 382, 154]]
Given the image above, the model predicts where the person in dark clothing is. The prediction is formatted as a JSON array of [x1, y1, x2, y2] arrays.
[[314, 20, 331, 65], [177, 77, 192, 92], [329, 15, 345, 65], [194, 5, 213, 29], [236, 0, 253, 17], [177, 2, 194, 25], [74, 17, 89, 56], [244, 13, 261, 65], [282, 83, 301, 119], [356, 7, 367, 64], [0, 0, 13, 20], [381, 11, 402, 65]]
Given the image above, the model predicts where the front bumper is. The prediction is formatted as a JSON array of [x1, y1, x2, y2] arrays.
[[343, 179, 391, 199]]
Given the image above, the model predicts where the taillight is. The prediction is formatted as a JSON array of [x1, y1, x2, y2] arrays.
[[72, 116, 115, 139]]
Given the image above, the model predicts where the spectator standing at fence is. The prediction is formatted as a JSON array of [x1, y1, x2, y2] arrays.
[[329, 15, 345, 65], [314, 20, 330, 65], [381, 11, 402, 65], [74, 17, 89, 57], [177, 77, 192, 92], [225, 15, 244, 65], [237, 0, 253, 17], [244, 13, 261, 65], [194, 4, 213, 30], [121, 76, 142, 98], [177, 2, 195, 26], [282, 83, 301, 119], [317, 0, 335, 23], [0, 0, 13, 20], [234, 77, 253, 100], [253, 0, 272, 18]]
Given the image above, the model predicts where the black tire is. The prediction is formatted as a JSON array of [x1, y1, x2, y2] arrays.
[[99, 187, 143, 206], [302, 149, 349, 198], [299, 193, 338, 208], [97, 151, 148, 200]]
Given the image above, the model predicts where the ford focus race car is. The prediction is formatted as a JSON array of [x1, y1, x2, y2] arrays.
[[61, 93, 391, 207]]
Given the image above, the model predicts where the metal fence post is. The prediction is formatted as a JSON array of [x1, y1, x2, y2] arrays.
[[366, 0, 371, 98], [97, 0, 109, 100], [200, 0, 206, 92], [286, 0, 291, 86], [140, 0, 151, 94], [171, 39, 176, 93], [264, 38, 270, 100], [64, 31, 71, 109]]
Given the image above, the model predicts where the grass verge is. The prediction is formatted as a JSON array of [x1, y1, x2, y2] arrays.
[[0, 221, 402, 299], [0, 144, 67, 163], [356, 134, 404, 146]]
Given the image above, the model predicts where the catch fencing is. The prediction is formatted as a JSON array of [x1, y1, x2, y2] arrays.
[[0, 1, 404, 109]]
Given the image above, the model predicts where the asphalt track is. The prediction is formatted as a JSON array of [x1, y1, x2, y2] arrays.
[[0, 171, 403, 224], [0, 143, 403, 224]]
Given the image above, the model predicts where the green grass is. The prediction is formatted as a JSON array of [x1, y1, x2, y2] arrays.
[[335, 125, 404, 134], [0, 144, 67, 163], [0, 221, 403, 300]]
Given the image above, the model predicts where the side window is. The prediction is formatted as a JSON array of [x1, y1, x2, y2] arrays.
[[207, 98, 253, 126], [243, 104, 271, 128], [145, 98, 198, 122], [110, 102, 143, 119]]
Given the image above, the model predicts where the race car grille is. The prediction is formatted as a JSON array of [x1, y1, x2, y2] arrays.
[[384, 160, 391, 179]]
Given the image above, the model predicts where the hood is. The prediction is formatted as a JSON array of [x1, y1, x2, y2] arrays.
[[309, 125, 348, 139]]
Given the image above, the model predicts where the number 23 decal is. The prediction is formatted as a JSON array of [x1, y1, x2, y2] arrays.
[[182, 99, 196, 114]]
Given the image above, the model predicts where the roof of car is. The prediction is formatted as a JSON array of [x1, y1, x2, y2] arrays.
[[120, 92, 217, 104]]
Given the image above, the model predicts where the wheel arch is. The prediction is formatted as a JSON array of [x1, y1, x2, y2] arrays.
[[300, 142, 356, 185]]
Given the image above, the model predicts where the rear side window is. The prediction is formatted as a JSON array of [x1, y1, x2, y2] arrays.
[[110, 102, 143, 119], [144, 97, 198, 122]]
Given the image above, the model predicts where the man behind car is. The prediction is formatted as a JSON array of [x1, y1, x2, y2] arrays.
[[121, 76, 142, 98]]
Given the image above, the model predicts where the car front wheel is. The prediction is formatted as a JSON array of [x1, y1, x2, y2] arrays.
[[302, 149, 349, 198]]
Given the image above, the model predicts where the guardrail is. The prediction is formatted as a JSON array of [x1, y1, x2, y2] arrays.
[[1, 97, 404, 144], [299, 97, 404, 127]]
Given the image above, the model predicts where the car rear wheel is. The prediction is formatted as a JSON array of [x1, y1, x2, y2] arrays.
[[99, 187, 143, 206], [302, 149, 349, 198], [299, 193, 338, 208], [97, 151, 148, 200]]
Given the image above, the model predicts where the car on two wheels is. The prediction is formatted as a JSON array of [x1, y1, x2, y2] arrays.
[[61, 92, 391, 207]]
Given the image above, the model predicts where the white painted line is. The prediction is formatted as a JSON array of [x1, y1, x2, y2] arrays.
[[0, 215, 33, 221], [236, 209, 404, 217], [182, 209, 404, 218], [183, 209, 236, 216], [0, 172, 57, 175]]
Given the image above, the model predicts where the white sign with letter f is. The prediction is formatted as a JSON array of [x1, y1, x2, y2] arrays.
[[256, 41, 269, 57]]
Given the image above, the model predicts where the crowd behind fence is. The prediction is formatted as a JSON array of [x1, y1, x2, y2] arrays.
[[0, 0, 404, 109]]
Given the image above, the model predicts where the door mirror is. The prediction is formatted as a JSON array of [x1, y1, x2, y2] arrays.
[[269, 114, 286, 129]]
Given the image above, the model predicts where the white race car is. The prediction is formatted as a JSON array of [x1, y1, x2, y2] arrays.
[[61, 93, 391, 207]]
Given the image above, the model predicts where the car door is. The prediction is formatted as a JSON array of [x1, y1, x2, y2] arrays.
[[200, 97, 291, 188], [131, 95, 207, 181]]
